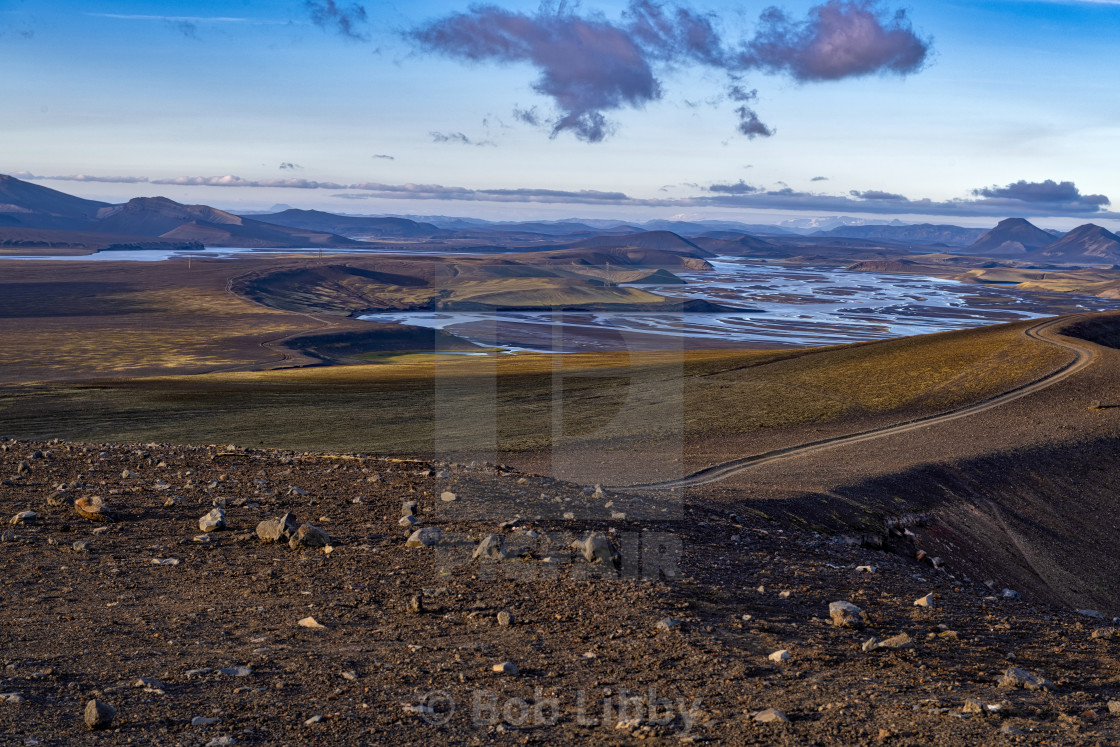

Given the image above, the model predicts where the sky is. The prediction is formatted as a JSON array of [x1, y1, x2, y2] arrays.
[[3, 0, 1120, 229]]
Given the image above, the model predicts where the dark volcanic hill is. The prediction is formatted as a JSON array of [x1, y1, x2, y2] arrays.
[[966, 218, 1057, 256], [569, 230, 714, 257], [96, 198, 362, 248], [1035, 223, 1120, 263], [249, 209, 449, 238], [0, 174, 109, 230], [0, 176, 362, 249], [814, 223, 986, 248]]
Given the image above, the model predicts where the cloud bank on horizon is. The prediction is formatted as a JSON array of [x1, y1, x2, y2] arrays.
[[14, 171, 1114, 220], [410, 0, 931, 142]]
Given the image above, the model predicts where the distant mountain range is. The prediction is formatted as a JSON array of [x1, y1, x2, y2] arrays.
[[5, 173, 1120, 263], [0, 174, 360, 248], [811, 223, 987, 248]]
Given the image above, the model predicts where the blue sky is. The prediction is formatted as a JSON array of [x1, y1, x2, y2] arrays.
[[3, 0, 1120, 228]]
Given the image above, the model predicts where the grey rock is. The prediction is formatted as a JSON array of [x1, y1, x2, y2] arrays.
[[84, 699, 116, 730], [206, 738, 236, 747], [398, 515, 419, 528], [256, 520, 284, 543], [407, 594, 424, 614], [405, 527, 442, 548], [198, 508, 226, 533], [497, 610, 513, 627], [829, 601, 863, 628], [656, 618, 681, 632], [288, 524, 329, 550], [219, 665, 252, 677], [1108, 700, 1120, 715], [753, 708, 788, 724], [16, 461, 30, 475], [402, 501, 418, 516], [472, 534, 507, 561], [574, 532, 620, 566], [440, 491, 457, 502], [1078, 609, 1105, 620], [998, 666, 1052, 691], [71, 541, 90, 552], [913, 593, 935, 608], [1002, 589, 1021, 600], [279, 512, 299, 537], [10, 511, 36, 525], [769, 650, 790, 663], [878, 633, 913, 650], [304, 715, 324, 725], [862, 638, 879, 652], [492, 662, 519, 675], [962, 699, 985, 716], [192, 716, 219, 726]]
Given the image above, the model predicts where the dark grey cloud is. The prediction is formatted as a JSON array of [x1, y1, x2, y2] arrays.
[[850, 189, 907, 200], [972, 179, 1109, 208], [708, 180, 759, 194], [150, 175, 346, 189], [306, 0, 368, 41], [279, 162, 303, 170], [409, 1, 931, 142], [811, 175, 829, 181], [372, 154, 395, 160], [739, 1, 930, 81], [411, 5, 658, 142]]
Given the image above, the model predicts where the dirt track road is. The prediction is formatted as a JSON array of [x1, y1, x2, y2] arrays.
[[616, 315, 1098, 491]]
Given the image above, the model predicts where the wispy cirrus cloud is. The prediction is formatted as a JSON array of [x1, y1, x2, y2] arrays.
[[409, 0, 931, 142], [305, 0, 369, 41]]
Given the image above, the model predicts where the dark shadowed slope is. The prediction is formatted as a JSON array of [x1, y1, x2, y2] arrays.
[[0, 174, 109, 230], [248, 209, 449, 238], [966, 218, 1058, 256], [1035, 223, 1120, 263]]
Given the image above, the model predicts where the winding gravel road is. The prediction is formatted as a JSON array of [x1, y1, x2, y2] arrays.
[[615, 315, 1097, 491]]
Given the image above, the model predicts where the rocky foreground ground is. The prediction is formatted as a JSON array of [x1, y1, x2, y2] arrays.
[[2, 439, 1120, 745]]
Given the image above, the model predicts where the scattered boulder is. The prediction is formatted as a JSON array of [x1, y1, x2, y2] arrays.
[[298, 616, 326, 629], [1108, 701, 1120, 715], [862, 638, 879, 652], [472, 534, 507, 561], [753, 708, 788, 724], [829, 601, 863, 628], [497, 610, 513, 627], [84, 699, 116, 730], [1002, 589, 1021, 600], [492, 662, 519, 675], [962, 699, 985, 716], [405, 527, 442, 548], [998, 667, 1052, 691], [198, 508, 226, 533], [15, 461, 30, 475], [769, 650, 790, 663], [656, 618, 681, 632], [399, 515, 419, 527], [256, 520, 284, 543], [914, 593, 935, 608], [877, 633, 913, 650], [10, 510, 36, 525], [440, 491, 457, 503], [402, 501, 418, 516], [407, 594, 424, 614], [1078, 609, 1105, 620], [219, 666, 252, 677], [573, 532, 620, 566], [74, 496, 113, 522], [289, 524, 330, 550]]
